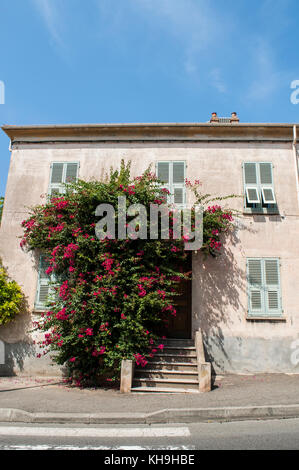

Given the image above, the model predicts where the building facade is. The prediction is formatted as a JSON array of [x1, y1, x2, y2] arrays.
[[0, 118, 299, 376]]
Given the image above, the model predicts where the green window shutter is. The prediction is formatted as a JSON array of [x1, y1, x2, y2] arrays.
[[247, 259, 264, 315], [51, 163, 64, 184], [259, 163, 273, 185], [35, 255, 51, 311], [173, 162, 185, 184], [243, 163, 260, 207], [264, 259, 281, 314], [172, 161, 186, 206], [65, 163, 79, 183], [259, 163, 276, 205], [174, 187, 184, 204], [156, 161, 170, 203], [244, 163, 258, 185], [157, 162, 170, 184]]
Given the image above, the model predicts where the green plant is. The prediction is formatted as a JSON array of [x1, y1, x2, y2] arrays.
[[21, 162, 236, 386], [0, 259, 24, 325]]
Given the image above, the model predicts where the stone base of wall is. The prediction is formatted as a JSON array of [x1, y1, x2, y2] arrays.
[[204, 335, 299, 374], [0, 340, 64, 377], [1, 336, 299, 377]]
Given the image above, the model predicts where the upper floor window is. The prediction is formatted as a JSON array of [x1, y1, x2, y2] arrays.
[[156, 161, 186, 206], [48, 162, 79, 197], [243, 162, 278, 213]]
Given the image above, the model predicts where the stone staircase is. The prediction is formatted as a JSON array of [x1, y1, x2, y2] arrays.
[[131, 338, 200, 393]]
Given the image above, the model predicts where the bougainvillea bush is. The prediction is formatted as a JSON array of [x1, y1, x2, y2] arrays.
[[0, 258, 24, 326], [21, 162, 235, 386]]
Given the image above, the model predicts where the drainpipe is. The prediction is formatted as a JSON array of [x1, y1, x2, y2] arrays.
[[293, 125, 299, 207]]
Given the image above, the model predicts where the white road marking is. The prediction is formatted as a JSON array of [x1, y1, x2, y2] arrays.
[[0, 426, 190, 438]]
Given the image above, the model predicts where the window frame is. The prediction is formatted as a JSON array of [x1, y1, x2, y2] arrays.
[[242, 162, 278, 214], [48, 162, 79, 197], [246, 257, 283, 319]]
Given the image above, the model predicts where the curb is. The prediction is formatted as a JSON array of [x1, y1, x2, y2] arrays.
[[1, 404, 299, 424]]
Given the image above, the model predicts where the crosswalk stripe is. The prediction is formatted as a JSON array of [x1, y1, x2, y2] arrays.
[[0, 426, 190, 438], [0, 445, 196, 450]]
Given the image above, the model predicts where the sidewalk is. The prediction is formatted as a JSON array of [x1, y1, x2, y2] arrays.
[[0, 373, 299, 424]]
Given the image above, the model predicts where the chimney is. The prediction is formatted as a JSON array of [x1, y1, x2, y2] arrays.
[[230, 112, 239, 123], [210, 112, 219, 123]]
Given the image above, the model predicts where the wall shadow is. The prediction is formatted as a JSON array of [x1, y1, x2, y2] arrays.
[[0, 287, 35, 376], [193, 223, 252, 374]]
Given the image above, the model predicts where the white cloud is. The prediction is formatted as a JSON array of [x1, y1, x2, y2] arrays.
[[96, 0, 234, 87], [31, 0, 65, 50]]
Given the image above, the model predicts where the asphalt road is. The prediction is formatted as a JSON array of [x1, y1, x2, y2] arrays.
[[0, 418, 299, 450]]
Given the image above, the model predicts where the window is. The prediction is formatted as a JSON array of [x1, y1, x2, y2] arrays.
[[48, 162, 79, 196], [156, 161, 186, 205], [243, 162, 278, 213], [247, 258, 283, 318], [35, 255, 54, 311]]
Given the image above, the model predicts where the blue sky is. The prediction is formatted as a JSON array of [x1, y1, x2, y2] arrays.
[[1, 0, 299, 195]]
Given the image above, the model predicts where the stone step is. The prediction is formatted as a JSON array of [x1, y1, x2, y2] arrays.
[[132, 377, 199, 390], [134, 369, 199, 380], [159, 347, 196, 357], [131, 386, 200, 394], [141, 362, 198, 372], [151, 354, 197, 364], [158, 338, 194, 347]]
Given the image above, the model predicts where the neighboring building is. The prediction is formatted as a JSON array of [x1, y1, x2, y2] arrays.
[[0, 113, 299, 376]]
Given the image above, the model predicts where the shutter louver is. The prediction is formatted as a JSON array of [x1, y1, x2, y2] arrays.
[[174, 188, 184, 204], [251, 291, 262, 310], [66, 163, 78, 183], [173, 162, 185, 184], [51, 163, 64, 184], [38, 285, 50, 304], [247, 259, 263, 314], [157, 162, 170, 184], [265, 259, 281, 312], [265, 260, 279, 285], [248, 259, 262, 285], [259, 163, 273, 185], [244, 163, 258, 185], [268, 291, 279, 310], [35, 255, 51, 311]]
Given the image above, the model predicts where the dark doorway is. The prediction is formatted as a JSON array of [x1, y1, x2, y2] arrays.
[[167, 254, 192, 339]]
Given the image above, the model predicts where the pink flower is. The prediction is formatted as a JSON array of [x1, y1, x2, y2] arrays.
[[85, 328, 93, 336], [69, 357, 76, 362], [158, 344, 164, 350]]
